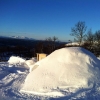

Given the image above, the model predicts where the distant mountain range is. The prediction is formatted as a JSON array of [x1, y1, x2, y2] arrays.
[[10, 36, 35, 40], [0, 35, 68, 43], [0, 35, 35, 40]]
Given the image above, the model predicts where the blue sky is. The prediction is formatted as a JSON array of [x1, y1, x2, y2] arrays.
[[0, 0, 100, 41]]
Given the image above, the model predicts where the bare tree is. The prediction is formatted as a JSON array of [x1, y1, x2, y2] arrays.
[[84, 29, 94, 50], [52, 36, 58, 42], [71, 21, 87, 45], [45, 36, 58, 42], [95, 30, 100, 43], [45, 37, 52, 41], [94, 30, 100, 48], [45, 36, 58, 53], [52, 36, 58, 49]]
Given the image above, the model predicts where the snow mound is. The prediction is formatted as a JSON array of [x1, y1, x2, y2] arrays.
[[25, 58, 37, 67], [8, 56, 37, 69], [8, 56, 29, 73], [8, 56, 37, 73], [8, 56, 26, 65], [21, 47, 100, 96]]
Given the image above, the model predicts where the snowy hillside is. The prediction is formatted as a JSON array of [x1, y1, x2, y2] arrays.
[[0, 47, 100, 100]]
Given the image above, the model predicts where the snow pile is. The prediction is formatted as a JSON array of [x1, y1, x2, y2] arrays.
[[8, 56, 26, 65], [8, 56, 37, 69], [7, 56, 28, 73], [25, 57, 37, 67], [21, 47, 100, 96]]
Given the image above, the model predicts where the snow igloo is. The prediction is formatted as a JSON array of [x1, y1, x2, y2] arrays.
[[21, 47, 100, 95]]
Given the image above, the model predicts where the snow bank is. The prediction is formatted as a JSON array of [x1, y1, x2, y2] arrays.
[[25, 57, 37, 67], [8, 56, 28, 73], [8, 56, 26, 65], [21, 47, 100, 96], [98, 57, 100, 60], [8, 56, 37, 69]]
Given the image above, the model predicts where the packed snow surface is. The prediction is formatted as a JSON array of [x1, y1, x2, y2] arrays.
[[0, 47, 100, 100], [22, 47, 100, 97]]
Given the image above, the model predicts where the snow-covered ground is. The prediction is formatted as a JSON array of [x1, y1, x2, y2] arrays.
[[0, 47, 100, 100]]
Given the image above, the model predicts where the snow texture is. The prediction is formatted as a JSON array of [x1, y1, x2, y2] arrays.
[[0, 47, 100, 99], [21, 47, 100, 97]]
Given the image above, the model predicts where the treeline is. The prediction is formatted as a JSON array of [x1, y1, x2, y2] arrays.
[[0, 37, 64, 61], [0, 37, 38, 47], [70, 21, 100, 56], [82, 30, 100, 56]]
